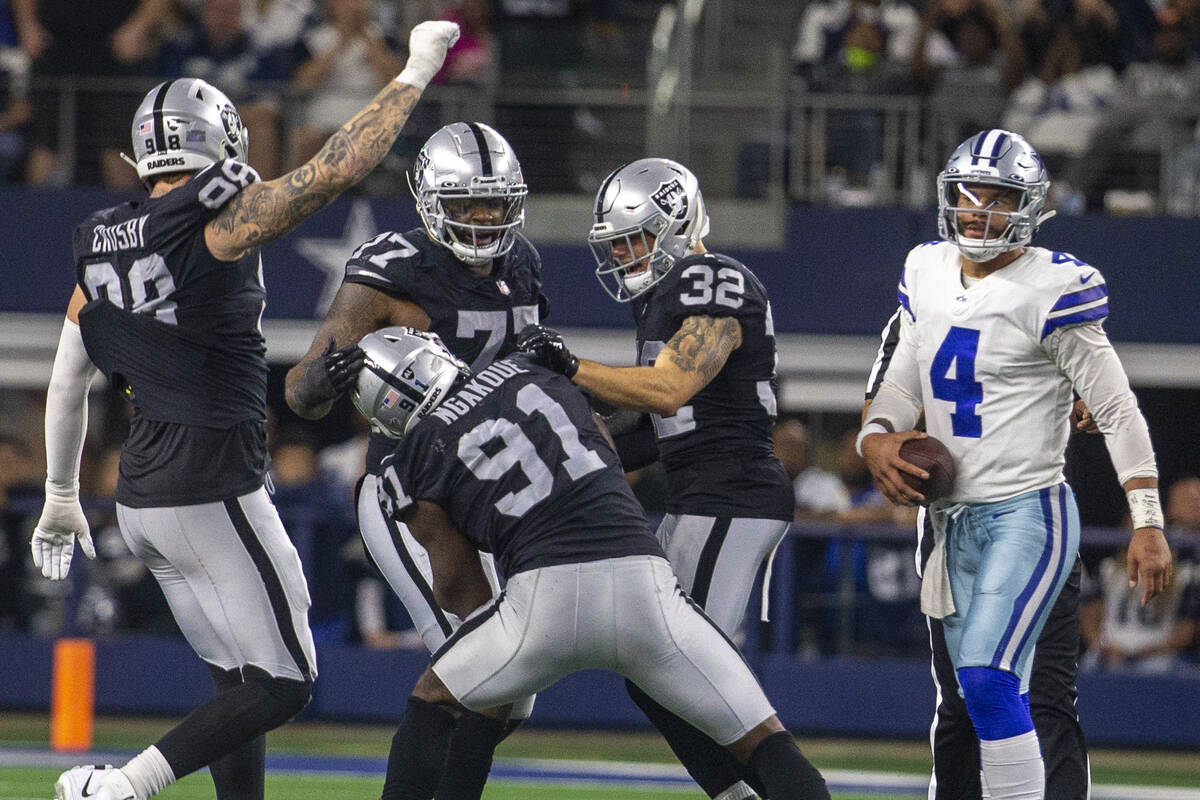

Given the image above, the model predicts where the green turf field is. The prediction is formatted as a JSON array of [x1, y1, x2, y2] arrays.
[[2, 713, 1198, 799]]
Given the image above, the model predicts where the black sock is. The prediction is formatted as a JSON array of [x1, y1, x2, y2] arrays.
[[748, 731, 830, 800], [626, 679, 764, 798], [381, 696, 457, 800], [156, 666, 310, 780], [436, 710, 505, 800], [208, 735, 265, 800]]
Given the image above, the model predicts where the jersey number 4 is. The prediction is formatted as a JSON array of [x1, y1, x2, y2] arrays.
[[930, 326, 982, 438]]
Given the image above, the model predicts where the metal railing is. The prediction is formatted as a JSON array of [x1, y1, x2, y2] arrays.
[[23, 71, 1200, 215]]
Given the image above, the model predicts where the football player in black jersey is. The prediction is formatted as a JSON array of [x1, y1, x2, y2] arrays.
[[518, 157, 794, 800], [866, 309, 1093, 800], [32, 21, 461, 800], [350, 327, 830, 800], [284, 121, 544, 799]]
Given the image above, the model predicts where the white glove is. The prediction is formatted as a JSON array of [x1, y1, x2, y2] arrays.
[[31, 484, 95, 581], [396, 21, 461, 90]]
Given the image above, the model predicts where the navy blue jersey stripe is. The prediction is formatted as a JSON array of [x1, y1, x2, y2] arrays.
[[224, 497, 313, 680], [689, 517, 730, 607], [466, 123, 492, 176], [152, 80, 176, 155], [1051, 284, 1108, 311], [1041, 304, 1109, 339]]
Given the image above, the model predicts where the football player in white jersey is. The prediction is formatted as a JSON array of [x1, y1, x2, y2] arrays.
[[858, 129, 1172, 800]]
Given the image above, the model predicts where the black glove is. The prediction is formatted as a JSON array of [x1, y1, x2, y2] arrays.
[[515, 324, 579, 378], [296, 338, 365, 408]]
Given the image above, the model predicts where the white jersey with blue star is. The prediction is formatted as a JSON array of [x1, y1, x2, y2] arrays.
[[885, 242, 1113, 502]]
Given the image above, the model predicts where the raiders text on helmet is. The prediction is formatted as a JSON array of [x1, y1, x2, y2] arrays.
[[352, 327, 470, 438], [410, 122, 527, 266], [129, 79, 249, 181], [937, 129, 1055, 262], [588, 158, 710, 302]]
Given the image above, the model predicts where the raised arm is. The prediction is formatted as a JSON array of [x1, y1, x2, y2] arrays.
[[205, 21, 459, 261]]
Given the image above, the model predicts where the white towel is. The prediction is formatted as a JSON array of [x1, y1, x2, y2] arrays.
[[920, 502, 959, 619]]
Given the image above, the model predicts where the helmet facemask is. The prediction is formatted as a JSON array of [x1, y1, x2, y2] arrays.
[[589, 158, 709, 302], [936, 129, 1054, 263], [414, 182, 527, 266], [409, 122, 528, 267]]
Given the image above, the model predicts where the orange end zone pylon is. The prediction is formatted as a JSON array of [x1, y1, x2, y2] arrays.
[[50, 638, 95, 752]]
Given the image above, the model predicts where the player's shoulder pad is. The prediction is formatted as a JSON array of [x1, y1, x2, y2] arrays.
[[187, 158, 261, 213], [672, 250, 770, 313], [1037, 248, 1109, 339], [501, 230, 543, 279], [344, 227, 436, 288], [73, 203, 132, 263]]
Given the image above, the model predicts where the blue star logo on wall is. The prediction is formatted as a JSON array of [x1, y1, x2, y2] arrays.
[[294, 200, 379, 315]]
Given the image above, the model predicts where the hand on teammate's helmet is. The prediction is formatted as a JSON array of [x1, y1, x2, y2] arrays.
[[31, 489, 95, 581], [516, 325, 579, 378], [322, 338, 366, 394], [297, 338, 365, 407]]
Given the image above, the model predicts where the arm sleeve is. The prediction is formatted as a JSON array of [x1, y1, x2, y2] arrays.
[[863, 310, 923, 432], [44, 319, 99, 493], [1048, 323, 1157, 484]]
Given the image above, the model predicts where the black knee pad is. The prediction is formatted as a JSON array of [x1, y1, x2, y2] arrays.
[[244, 665, 312, 726]]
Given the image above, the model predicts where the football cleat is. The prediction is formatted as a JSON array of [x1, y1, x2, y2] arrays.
[[54, 765, 137, 800]]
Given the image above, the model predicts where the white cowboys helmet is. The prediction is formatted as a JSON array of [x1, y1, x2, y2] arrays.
[[588, 157, 710, 302], [410, 122, 527, 266], [129, 78, 249, 181], [352, 327, 470, 438], [937, 129, 1055, 262]]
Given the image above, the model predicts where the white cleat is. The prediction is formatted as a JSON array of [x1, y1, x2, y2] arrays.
[[54, 765, 137, 800]]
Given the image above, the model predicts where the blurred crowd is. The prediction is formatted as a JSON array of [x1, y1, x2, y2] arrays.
[[2, 382, 1197, 672], [0, 0, 637, 190], [791, 0, 1200, 212], [2, 1, 1198, 212]]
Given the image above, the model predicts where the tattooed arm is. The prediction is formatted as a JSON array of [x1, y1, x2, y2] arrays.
[[204, 21, 459, 262], [571, 315, 742, 416], [284, 283, 431, 418]]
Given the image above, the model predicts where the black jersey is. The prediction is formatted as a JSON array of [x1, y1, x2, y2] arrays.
[[378, 355, 663, 578], [343, 228, 545, 473], [73, 159, 268, 507], [631, 252, 792, 520]]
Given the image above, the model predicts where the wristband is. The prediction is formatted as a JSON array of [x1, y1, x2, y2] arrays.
[[1127, 488, 1164, 530], [394, 66, 432, 90], [856, 422, 888, 457]]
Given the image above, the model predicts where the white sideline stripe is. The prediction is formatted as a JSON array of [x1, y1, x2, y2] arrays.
[[4, 749, 1199, 800]]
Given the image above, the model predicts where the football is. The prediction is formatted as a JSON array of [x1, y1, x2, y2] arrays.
[[898, 436, 956, 504]]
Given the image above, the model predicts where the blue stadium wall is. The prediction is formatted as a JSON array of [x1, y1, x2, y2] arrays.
[[3, 631, 1199, 748], [3, 187, 1198, 344]]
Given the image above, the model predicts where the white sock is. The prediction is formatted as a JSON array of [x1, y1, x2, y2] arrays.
[[713, 781, 756, 800], [979, 730, 1044, 800], [121, 746, 176, 800]]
